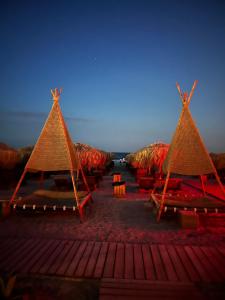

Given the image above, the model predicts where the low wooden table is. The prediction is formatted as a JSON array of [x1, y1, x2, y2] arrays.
[[112, 181, 126, 197], [112, 172, 121, 182]]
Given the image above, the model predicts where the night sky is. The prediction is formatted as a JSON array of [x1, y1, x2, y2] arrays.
[[1, 0, 225, 152]]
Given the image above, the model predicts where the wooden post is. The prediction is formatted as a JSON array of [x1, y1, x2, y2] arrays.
[[80, 165, 90, 193], [187, 80, 198, 105], [157, 171, 170, 222], [70, 170, 81, 215], [56, 97, 84, 218], [10, 169, 27, 204]]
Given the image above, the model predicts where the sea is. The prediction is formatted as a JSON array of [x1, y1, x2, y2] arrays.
[[112, 152, 130, 160]]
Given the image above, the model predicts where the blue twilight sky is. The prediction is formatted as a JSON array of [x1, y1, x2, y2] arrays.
[[0, 0, 225, 152]]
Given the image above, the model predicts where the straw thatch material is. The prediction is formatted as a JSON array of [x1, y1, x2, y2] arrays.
[[74, 143, 111, 170], [163, 100, 214, 176], [157, 81, 225, 222], [126, 143, 169, 173], [26, 98, 79, 172], [10, 89, 91, 220]]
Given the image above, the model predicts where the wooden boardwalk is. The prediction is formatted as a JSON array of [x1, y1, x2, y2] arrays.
[[0, 237, 225, 283], [99, 279, 206, 300]]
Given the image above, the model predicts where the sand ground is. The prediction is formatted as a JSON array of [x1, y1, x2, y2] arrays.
[[0, 162, 225, 246]]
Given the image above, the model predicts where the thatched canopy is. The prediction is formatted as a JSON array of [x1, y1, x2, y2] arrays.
[[127, 142, 169, 173], [74, 143, 111, 170]]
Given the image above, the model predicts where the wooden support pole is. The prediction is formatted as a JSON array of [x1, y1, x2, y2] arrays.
[[10, 169, 27, 204], [80, 165, 90, 193], [176, 82, 183, 103], [157, 171, 170, 222], [70, 170, 80, 211], [188, 80, 198, 105]]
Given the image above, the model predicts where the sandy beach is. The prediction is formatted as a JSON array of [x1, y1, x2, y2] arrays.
[[1, 162, 225, 246]]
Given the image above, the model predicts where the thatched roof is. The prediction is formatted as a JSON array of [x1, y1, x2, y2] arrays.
[[127, 142, 169, 172]]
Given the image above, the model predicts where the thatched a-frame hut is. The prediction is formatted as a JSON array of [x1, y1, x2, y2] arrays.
[[156, 81, 225, 221], [10, 88, 91, 219]]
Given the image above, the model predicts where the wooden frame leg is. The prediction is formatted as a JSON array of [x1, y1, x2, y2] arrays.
[[157, 171, 170, 222], [79, 206, 84, 223], [10, 169, 27, 204]]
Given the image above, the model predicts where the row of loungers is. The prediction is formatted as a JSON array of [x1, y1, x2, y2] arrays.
[[12, 190, 93, 218], [9, 171, 104, 219], [151, 193, 225, 216]]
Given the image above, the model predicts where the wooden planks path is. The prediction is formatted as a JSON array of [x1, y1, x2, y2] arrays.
[[99, 279, 205, 300], [0, 237, 225, 283]]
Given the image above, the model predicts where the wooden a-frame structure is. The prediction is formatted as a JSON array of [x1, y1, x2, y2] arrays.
[[157, 80, 225, 221], [10, 88, 90, 218]]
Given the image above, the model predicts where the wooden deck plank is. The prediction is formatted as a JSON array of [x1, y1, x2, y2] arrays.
[[166, 245, 189, 282], [0, 238, 26, 265], [100, 278, 201, 287], [133, 244, 145, 280], [13, 239, 42, 273], [191, 246, 221, 282], [142, 244, 155, 280], [65, 241, 88, 277], [124, 243, 134, 279], [99, 287, 203, 298], [114, 243, 125, 279], [184, 246, 211, 282], [39, 240, 66, 274], [150, 245, 167, 281], [4, 238, 36, 272], [22, 239, 53, 273], [99, 279, 204, 300], [200, 246, 225, 280], [75, 241, 95, 277], [56, 241, 80, 276], [84, 242, 102, 278], [158, 245, 178, 281], [1, 238, 32, 271], [0, 237, 224, 286], [103, 242, 116, 278], [94, 242, 109, 278], [30, 240, 61, 274], [175, 245, 200, 282], [48, 240, 74, 275]]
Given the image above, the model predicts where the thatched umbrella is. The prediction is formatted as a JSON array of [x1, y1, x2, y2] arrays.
[[129, 142, 169, 175], [74, 143, 111, 171]]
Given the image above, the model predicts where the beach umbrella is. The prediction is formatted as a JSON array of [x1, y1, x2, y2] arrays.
[[74, 143, 111, 170], [129, 142, 169, 173]]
